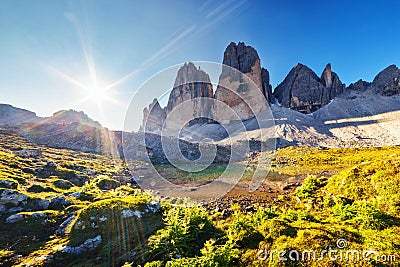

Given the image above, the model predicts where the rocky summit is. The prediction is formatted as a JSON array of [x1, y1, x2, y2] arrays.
[[165, 62, 214, 128], [273, 63, 345, 113], [142, 98, 166, 133], [213, 42, 270, 122], [370, 64, 400, 96]]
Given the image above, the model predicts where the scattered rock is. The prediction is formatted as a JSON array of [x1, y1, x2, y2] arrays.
[[0, 179, 18, 189], [121, 209, 143, 218], [13, 148, 42, 158], [69, 192, 82, 198], [5, 213, 26, 223], [55, 216, 76, 236], [61, 235, 102, 255], [0, 189, 28, 205], [30, 198, 50, 210], [49, 197, 71, 210], [147, 201, 161, 213], [6, 211, 52, 223]]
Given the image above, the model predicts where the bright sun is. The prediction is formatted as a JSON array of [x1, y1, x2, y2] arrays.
[[87, 86, 109, 104]]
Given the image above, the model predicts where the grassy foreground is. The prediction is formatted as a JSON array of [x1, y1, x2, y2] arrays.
[[0, 130, 400, 266]]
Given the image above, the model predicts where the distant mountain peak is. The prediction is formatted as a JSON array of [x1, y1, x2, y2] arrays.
[[273, 63, 345, 113], [0, 104, 40, 126], [48, 109, 102, 128]]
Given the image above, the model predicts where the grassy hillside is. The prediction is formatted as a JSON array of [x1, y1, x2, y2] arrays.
[[0, 129, 400, 266]]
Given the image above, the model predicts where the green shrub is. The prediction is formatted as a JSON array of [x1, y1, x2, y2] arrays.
[[294, 175, 322, 199], [148, 205, 215, 261], [227, 212, 263, 249]]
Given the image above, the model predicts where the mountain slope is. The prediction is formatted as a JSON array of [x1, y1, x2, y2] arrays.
[[0, 104, 41, 126]]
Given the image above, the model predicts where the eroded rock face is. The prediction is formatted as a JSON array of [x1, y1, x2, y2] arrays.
[[142, 98, 166, 133], [213, 42, 268, 122], [320, 63, 346, 98], [273, 63, 345, 113], [165, 62, 214, 127], [370, 64, 400, 96], [261, 67, 273, 103]]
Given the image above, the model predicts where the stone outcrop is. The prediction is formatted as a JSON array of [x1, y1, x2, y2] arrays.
[[213, 42, 269, 122], [370, 64, 400, 96], [273, 63, 345, 113], [165, 62, 214, 127], [347, 79, 371, 92], [61, 235, 102, 255], [320, 63, 346, 98], [142, 63, 214, 132], [142, 98, 166, 133], [261, 67, 273, 103]]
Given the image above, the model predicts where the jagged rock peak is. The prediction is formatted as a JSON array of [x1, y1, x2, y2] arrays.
[[273, 63, 345, 114], [371, 64, 400, 96], [347, 79, 370, 92], [321, 63, 333, 87], [213, 42, 268, 122], [167, 62, 213, 112], [172, 62, 212, 89], [261, 67, 273, 103], [142, 98, 166, 133], [320, 63, 346, 96], [164, 62, 214, 128], [222, 42, 260, 74]]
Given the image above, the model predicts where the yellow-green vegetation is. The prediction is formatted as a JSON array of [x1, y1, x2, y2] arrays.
[[1, 128, 400, 266]]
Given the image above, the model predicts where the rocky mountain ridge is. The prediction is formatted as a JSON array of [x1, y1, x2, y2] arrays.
[[2, 42, 400, 158], [142, 41, 400, 138]]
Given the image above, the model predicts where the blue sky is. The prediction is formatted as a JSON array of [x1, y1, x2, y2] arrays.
[[1, 0, 400, 130]]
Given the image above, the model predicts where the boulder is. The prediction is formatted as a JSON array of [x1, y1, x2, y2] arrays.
[[6, 211, 53, 223], [49, 197, 71, 210], [6, 213, 26, 223], [0, 204, 5, 215], [30, 198, 50, 210], [61, 235, 102, 255], [14, 148, 42, 158], [55, 216, 75, 236], [0, 189, 28, 206], [121, 209, 143, 218]]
